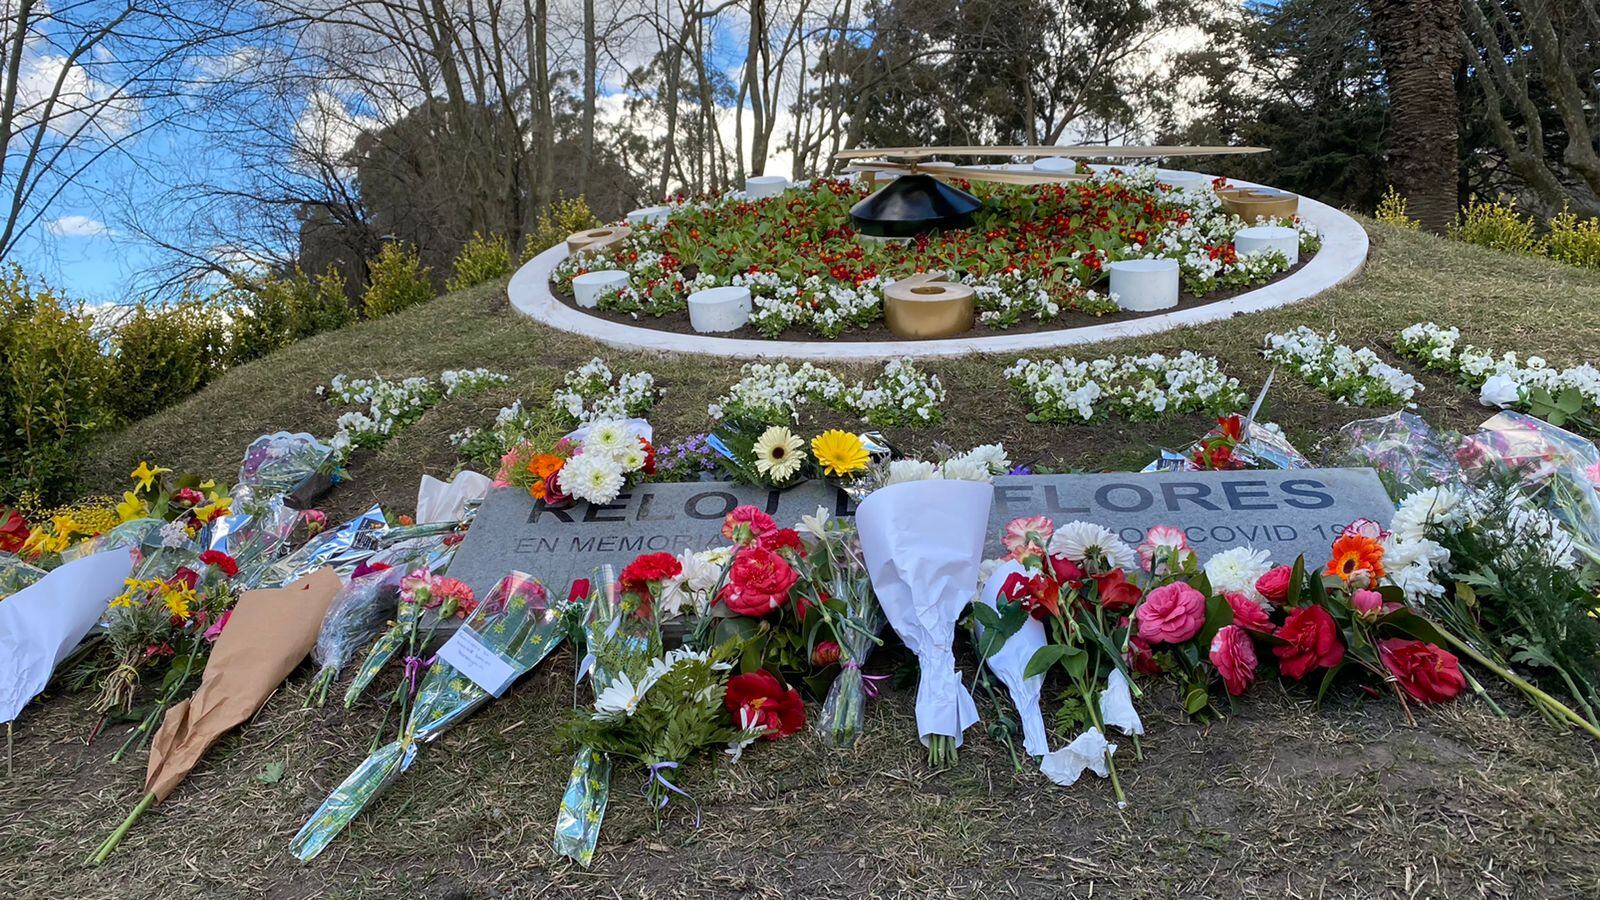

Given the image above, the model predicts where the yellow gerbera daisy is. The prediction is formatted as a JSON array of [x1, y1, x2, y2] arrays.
[[753, 426, 806, 482], [810, 429, 869, 477]]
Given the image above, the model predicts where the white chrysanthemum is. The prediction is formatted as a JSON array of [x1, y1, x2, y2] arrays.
[[659, 549, 721, 618], [702, 545, 734, 568], [885, 459, 938, 485], [583, 419, 631, 456], [939, 455, 994, 483], [559, 452, 625, 504], [960, 443, 1011, 474], [1049, 521, 1138, 570], [617, 444, 647, 472], [1204, 546, 1274, 605], [1390, 486, 1466, 544]]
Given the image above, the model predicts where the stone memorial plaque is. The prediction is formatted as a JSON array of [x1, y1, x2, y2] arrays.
[[448, 468, 1394, 598]]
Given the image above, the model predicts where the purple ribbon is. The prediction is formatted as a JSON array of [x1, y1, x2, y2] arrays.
[[402, 653, 436, 695], [642, 761, 701, 827], [842, 660, 890, 698]]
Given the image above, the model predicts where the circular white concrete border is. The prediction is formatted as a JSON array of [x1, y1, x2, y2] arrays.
[[508, 180, 1368, 360]]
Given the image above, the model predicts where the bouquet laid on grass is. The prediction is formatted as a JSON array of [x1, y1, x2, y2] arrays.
[[291, 572, 565, 860], [241, 505, 385, 588], [797, 509, 887, 747], [307, 565, 406, 706], [706, 424, 885, 491], [494, 418, 655, 506], [342, 567, 476, 709]]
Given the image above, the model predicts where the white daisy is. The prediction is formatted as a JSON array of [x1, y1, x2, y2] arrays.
[[753, 426, 806, 481], [1049, 521, 1138, 570], [592, 672, 648, 721]]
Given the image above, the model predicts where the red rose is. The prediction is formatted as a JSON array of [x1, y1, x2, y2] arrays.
[[198, 550, 239, 578], [758, 527, 807, 558], [724, 669, 805, 738], [1209, 625, 1258, 696], [1092, 568, 1142, 612], [811, 640, 841, 667], [620, 552, 682, 595], [1048, 554, 1086, 587], [543, 471, 572, 507], [1135, 582, 1206, 645], [1223, 592, 1273, 635], [1255, 566, 1292, 606], [716, 546, 798, 616], [172, 487, 204, 507], [1379, 639, 1465, 704], [1272, 605, 1345, 679], [0, 508, 29, 554], [722, 505, 777, 544], [1000, 571, 1061, 620], [168, 567, 200, 591]]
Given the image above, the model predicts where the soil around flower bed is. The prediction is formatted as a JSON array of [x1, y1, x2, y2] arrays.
[[551, 252, 1314, 343]]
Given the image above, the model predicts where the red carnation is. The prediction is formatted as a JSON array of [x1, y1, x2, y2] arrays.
[[198, 550, 239, 578], [1209, 625, 1258, 696], [1092, 568, 1143, 613], [1273, 605, 1345, 679], [1255, 565, 1292, 606], [1223, 592, 1274, 635], [1379, 639, 1465, 704], [620, 552, 682, 595], [716, 546, 798, 616], [724, 669, 805, 738], [172, 487, 205, 507], [758, 527, 807, 558], [722, 505, 777, 544]]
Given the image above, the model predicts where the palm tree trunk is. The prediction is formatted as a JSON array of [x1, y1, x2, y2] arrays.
[[1369, 0, 1460, 232]]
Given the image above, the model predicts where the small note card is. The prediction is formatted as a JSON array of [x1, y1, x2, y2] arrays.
[[436, 626, 522, 696]]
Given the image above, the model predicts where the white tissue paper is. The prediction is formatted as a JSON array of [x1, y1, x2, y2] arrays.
[[1040, 727, 1116, 787], [976, 559, 1051, 756], [415, 470, 493, 524], [1, 548, 135, 723], [1098, 668, 1144, 737], [856, 479, 994, 747]]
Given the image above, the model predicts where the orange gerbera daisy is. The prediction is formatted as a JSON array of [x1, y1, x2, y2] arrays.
[[1325, 534, 1386, 584], [527, 453, 565, 480]]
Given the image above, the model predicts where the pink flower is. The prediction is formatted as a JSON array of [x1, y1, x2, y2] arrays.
[[1137, 525, 1193, 573], [1255, 565, 1292, 607], [722, 505, 777, 545], [301, 509, 328, 536], [1223, 591, 1273, 635], [1003, 516, 1054, 560], [1135, 582, 1206, 645], [1351, 589, 1384, 620], [1586, 460, 1600, 486], [203, 609, 232, 642], [1209, 625, 1257, 696], [1342, 518, 1390, 541]]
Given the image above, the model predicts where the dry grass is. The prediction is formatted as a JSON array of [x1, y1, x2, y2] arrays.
[[4, 220, 1600, 897]]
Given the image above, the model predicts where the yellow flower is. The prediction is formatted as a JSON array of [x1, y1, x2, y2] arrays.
[[810, 429, 870, 477], [161, 584, 195, 619], [199, 479, 216, 491], [130, 461, 171, 493], [116, 491, 148, 522], [51, 514, 80, 538], [193, 498, 232, 524]]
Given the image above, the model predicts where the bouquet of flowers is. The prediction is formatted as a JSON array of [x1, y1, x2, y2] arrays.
[[1324, 411, 1463, 497], [307, 566, 407, 706], [495, 418, 655, 506], [342, 567, 476, 709], [240, 505, 385, 588], [0, 553, 46, 601], [235, 431, 338, 502], [291, 572, 564, 860], [799, 509, 887, 747]]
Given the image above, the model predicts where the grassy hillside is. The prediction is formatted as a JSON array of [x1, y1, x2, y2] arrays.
[[5, 221, 1600, 898]]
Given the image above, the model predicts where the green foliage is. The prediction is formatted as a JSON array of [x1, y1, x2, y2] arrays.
[[1374, 188, 1420, 231], [446, 232, 514, 292], [1545, 206, 1600, 270], [362, 243, 435, 318], [103, 299, 232, 422], [522, 198, 601, 259], [228, 267, 353, 364], [1449, 196, 1544, 256], [0, 265, 108, 502]]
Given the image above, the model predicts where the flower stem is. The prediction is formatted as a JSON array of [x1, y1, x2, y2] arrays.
[[1438, 627, 1600, 741], [87, 792, 155, 866]]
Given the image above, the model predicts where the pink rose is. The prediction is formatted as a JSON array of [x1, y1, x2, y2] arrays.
[[1351, 589, 1383, 620], [1223, 591, 1273, 635], [1209, 625, 1257, 696], [1135, 582, 1206, 645], [1255, 565, 1292, 607]]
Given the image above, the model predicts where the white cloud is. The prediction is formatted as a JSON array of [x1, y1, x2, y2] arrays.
[[46, 215, 112, 237]]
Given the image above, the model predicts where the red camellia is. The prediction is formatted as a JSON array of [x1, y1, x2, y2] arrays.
[[1092, 569, 1143, 612], [0, 508, 29, 553], [1134, 582, 1206, 645], [1273, 605, 1345, 679], [198, 550, 239, 578], [717, 546, 799, 616], [620, 552, 682, 595], [724, 669, 805, 738], [1255, 565, 1292, 606], [1000, 571, 1061, 620], [1379, 638, 1466, 704], [758, 527, 806, 558], [1123, 620, 1164, 675], [722, 505, 777, 544], [1223, 592, 1274, 635], [1209, 625, 1258, 696]]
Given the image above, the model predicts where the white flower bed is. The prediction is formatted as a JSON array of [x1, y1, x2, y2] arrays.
[[325, 369, 509, 459], [1004, 351, 1246, 423], [707, 358, 944, 427], [1396, 321, 1600, 414], [550, 357, 658, 426], [837, 358, 945, 426], [1262, 326, 1420, 407]]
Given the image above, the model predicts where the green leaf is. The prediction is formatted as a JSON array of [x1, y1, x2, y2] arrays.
[[1197, 592, 1235, 645], [1313, 661, 1346, 706], [1184, 684, 1210, 715], [256, 761, 286, 784], [970, 602, 1001, 632], [1024, 644, 1079, 679]]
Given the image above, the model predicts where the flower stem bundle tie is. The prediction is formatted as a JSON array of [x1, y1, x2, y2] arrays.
[[841, 660, 890, 699], [642, 761, 701, 828]]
